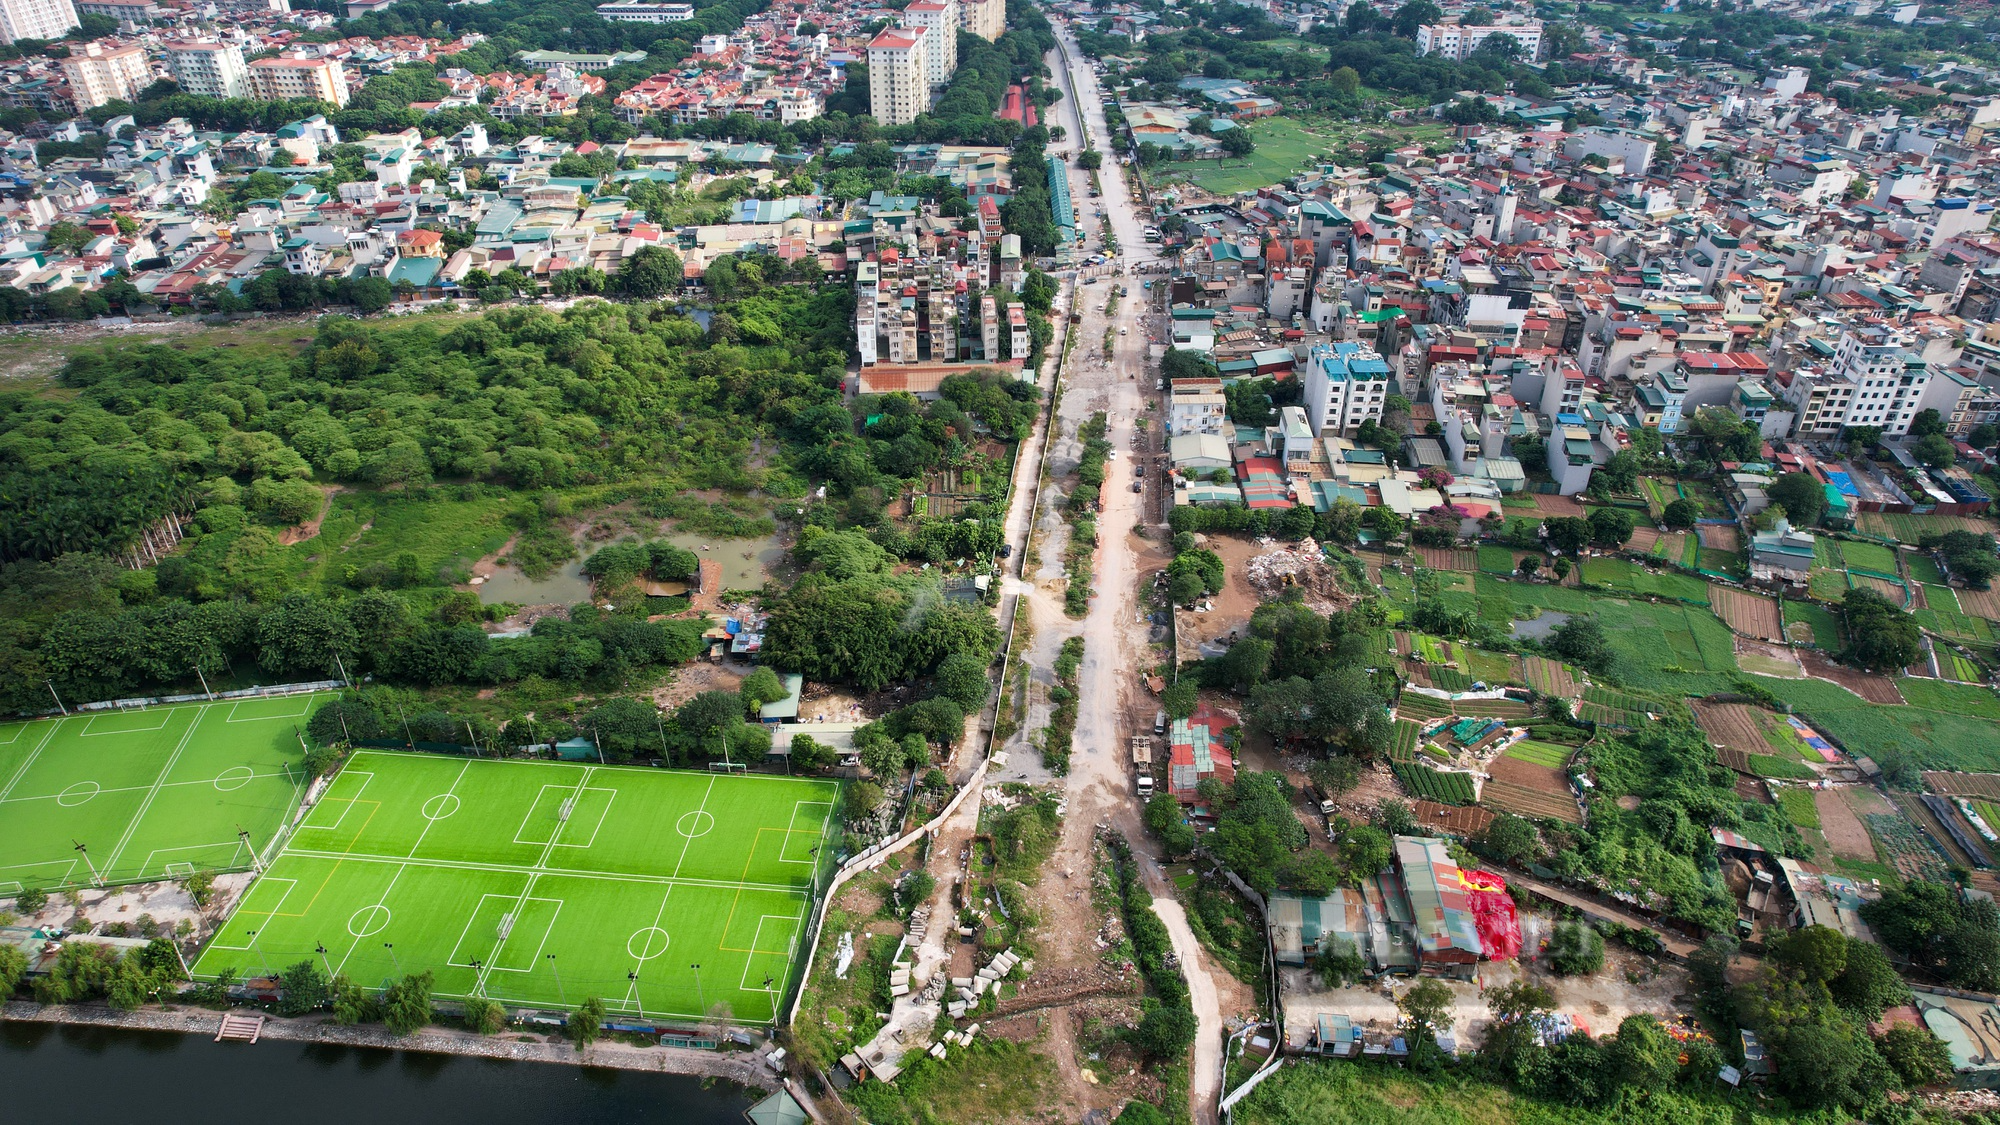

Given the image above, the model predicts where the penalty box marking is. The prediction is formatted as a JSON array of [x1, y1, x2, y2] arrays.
[[778, 800, 836, 864], [298, 771, 375, 834], [448, 893, 564, 973], [80, 710, 174, 737], [512, 784, 617, 848], [0, 857, 80, 894], [225, 696, 320, 723], [734, 914, 804, 993], [209, 877, 302, 948]]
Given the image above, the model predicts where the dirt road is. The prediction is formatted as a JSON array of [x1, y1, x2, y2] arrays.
[[1034, 24, 1227, 1124]]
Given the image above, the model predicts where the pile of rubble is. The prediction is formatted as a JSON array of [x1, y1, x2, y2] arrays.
[[946, 947, 1030, 1019], [1244, 536, 1352, 609]]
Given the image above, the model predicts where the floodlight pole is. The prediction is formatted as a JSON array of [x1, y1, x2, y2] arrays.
[[194, 665, 215, 701], [315, 942, 332, 980], [47, 681, 68, 716], [396, 701, 415, 749], [654, 712, 669, 760], [240, 828, 259, 875], [466, 721, 482, 758], [469, 959, 484, 997], [592, 727, 605, 766], [548, 953, 565, 1005], [333, 653, 352, 689], [246, 929, 270, 975], [384, 942, 402, 977], [71, 841, 102, 887], [628, 969, 642, 1020], [690, 962, 705, 1016]]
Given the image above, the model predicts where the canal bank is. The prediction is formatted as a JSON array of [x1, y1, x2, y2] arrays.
[[3, 999, 776, 1120]]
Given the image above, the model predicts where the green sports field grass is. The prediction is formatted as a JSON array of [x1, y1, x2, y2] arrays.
[[193, 751, 840, 1024], [0, 694, 325, 891]]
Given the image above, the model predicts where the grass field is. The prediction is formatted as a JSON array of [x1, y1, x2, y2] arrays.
[[0, 695, 324, 891], [1782, 599, 1841, 648], [1839, 541, 1900, 575], [193, 751, 839, 1023], [1175, 115, 1446, 195]]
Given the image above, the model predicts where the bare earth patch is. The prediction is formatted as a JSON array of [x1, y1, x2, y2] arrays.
[[1799, 650, 1905, 704], [1817, 787, 1876, 860]]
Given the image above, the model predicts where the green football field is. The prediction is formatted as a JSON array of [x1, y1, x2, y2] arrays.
[[193, 751, 841, 1024], [0, 694, 326, 891]]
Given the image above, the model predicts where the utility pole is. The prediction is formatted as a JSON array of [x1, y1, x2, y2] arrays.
[[333, 653, 352, 689], [47, 681, 67, 716], [194, 665, 214, 701], [591, 727, 605, 766]]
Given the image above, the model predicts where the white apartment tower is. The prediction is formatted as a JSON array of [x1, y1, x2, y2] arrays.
[[0, 0, 76, 44], [60, 40, 149, 110], [1828, 329, 1933, 436], [248, 55, 349, 107], [866, 28, 930, 126], [1414, 21, 1542, 61], [961, 0, 1004, 41], [902, 0, 957, 87], [167, 40, 250, 99]]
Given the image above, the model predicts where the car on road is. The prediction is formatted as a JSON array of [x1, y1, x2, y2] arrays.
[[1120, 327, 1129, 335]]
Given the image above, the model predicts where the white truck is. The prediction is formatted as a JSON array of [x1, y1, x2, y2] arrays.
[[1131, 737, 1154, 799]]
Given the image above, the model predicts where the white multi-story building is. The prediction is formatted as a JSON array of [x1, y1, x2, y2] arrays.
[[1302, 341, 1393, 435], [249, 55, 348, 107], [867, 27, 930, 126], [0, 0, 75, 44], [903, 0, 957, 87], [1414, 21, 1541, 61], [1828, 329, 1933, 436], [1169, 382, 1227, 436], [593, 1, 691, 21], [166, 40, 249, 99], [961, 0, 1003, 41], [60, 40, 149, 109]]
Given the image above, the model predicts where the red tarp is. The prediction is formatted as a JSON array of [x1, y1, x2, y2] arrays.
[[1461, 868, 1522, 961]]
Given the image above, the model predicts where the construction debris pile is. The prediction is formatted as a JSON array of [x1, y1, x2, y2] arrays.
[[1244, 536, 1352, 610]]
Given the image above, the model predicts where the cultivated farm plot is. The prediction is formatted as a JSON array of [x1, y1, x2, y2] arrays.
[[1799, 651, 1905, 704], [1858, 512, 1998, 542], [0, 695, 323, 891], [1522, 656, 1578, 699], [1689, 700, 1780, 759], [1417, 547, 1478, 572], [1955, 584, 2000, 623], [192, 752, 839, 1022], [1865, 810, 1951, 883], [1698, 524, 1740, 552], [1815, 787, 1876, 861], [1709, 584, 1784, 643], [1413, 800, 1494, 837], [1481, 778, 1583, 825], [1922, 772, 2000, 800], [1504, 741, 1571, 769]]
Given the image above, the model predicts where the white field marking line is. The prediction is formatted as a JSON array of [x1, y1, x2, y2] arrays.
[[477, 766, 593, 997], [297, 771, 375, 832], [777, 799, 836, 864], [0, 858, 80, 890], [225, 695, 318, 722], [208, 877, 301, 949], [332, 758, 472, 982], [553, 788, 615, 849], [737, 914, 802, 992], [79, 709, 174, 736], [448, 893, 562, 971], [276, 847, 807, 895], [103, 704, 211, 878], [495, 898, 562, 973], [138, 839, 250, 878], [0, 768, 298, 807], [625, 774, 716, 1014], [0, 716, 66, 803], [0, 722, 24, 746], [511, 782, 615, 846]]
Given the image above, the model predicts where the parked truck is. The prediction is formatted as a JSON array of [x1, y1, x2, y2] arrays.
[[1131, 737, 1154, 799]]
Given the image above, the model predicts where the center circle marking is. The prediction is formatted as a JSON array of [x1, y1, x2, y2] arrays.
[[422, 793, 461, 821], [627, 927, 670, 961], [56, 781, 99, 807], [214, 766, 253, 792], [675, 810, 715, 839], [347, 904, 391, 938]]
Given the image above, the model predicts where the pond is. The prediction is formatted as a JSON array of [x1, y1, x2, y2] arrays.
[[1509, 610, 1571, 641], [661, 531, 788, 591], [475, 557, 592, 606]]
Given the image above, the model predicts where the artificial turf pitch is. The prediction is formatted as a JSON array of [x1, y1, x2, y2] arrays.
[[193, 751, 841, 1024], [0, 695, 324, 891]]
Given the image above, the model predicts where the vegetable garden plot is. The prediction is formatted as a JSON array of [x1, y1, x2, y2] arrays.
[[1709, 584, 1784, 643], [1523, 656, 1578, 699], [1394, 761, 1476, 805]]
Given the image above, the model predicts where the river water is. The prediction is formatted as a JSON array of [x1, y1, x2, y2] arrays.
[[0, 1022, 756, 1123]]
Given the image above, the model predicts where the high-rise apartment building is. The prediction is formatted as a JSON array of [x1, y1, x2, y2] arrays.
[[960, 0, 1003, 41], [167, 40, 249, 99], [0, 0, 76, 44], [248, 55, 348, 107], [1414, 21, 1542, 61], [60, 39, 149, 109], [866, 28, 929, 126], [902, 0, 957, 87]]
